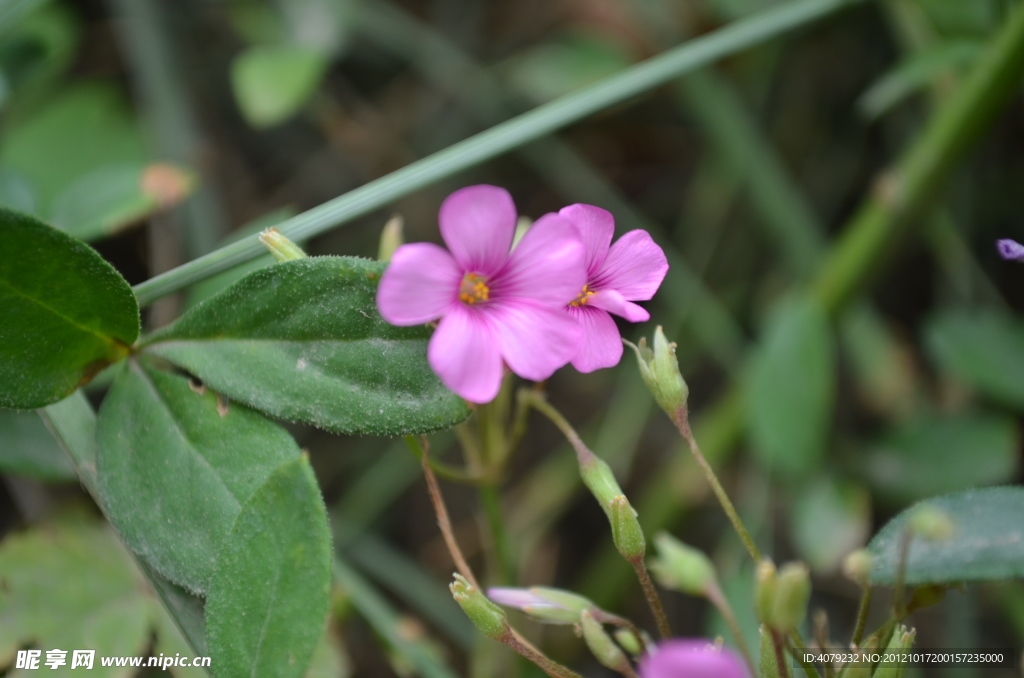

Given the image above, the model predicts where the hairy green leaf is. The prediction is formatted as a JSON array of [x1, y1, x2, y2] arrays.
[[144, 257, 470, 436], [207, 457, 332, 678], [97, 362, 300, 593], [0, 207, 138, 408], [867, 487, 1024, 584]]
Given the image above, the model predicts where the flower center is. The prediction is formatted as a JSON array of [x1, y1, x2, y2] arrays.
[[569, 284, 595, 307], [459, 272, 491, 305]]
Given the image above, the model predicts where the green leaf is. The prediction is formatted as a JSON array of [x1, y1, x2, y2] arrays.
[[231, 45, 328, 128], [0, 510, 153, 675], [0, 408, 75, 480], [0, 82, 146, 212], [790, 477, 870, 573], [926, 309, 1024, 410], [207, 456, 332, 678], [867, 487, 1024, 585], [0, 207, 138, 408], [858, 41, 982, 119], [144, 257, 470, 436], [502, 32, 631, 104], [97, 361, 301, 594], [862, 411, 1019, 507], [49, 163, 195, 242], [746, 297, 835, 476]]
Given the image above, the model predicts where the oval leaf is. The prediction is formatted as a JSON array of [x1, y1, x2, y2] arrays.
[[746, 297, 835, 476], [867, 487, 1024, 585], [231, 45, 328, 128], [0, 207, 138, 408], [206, 456, 332, 678], [862, 411, 1019, 507], [97, 362, 300, 593], [143, 257, 470, 436], [926, 309, 1024, 410]]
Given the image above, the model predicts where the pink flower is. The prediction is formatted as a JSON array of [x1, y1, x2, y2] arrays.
[[639, 639, 749, 678], [376, 185, 586, 403], [558, 204, 668, 373]]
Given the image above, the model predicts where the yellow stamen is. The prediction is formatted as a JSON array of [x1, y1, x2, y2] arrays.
[[569, 284, 595, 307], [459, 272, 491, 305]]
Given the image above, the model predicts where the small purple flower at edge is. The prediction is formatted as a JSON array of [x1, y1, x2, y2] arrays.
[[376, 185, 586, 404], [638, 639, 749, 678], [558, 204, 668, 373], [997, 238, 1024, 261]]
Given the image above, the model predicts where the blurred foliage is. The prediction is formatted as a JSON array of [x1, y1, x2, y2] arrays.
[[1, 0, 1023, 674]]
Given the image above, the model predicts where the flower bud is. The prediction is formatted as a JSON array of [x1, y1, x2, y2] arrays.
[[580, 610, 629, 673], [450, 574, 508, 640], [487, 586, 592, 625], [873, 625, 916, 678], [625, 326, 689, 420], [650, 532, 716, 596], [772, 562, 811, 632], [842, 549, 872, 586], [608, 495, 646, 562], [378, 215, 404, 261], [613, 627, 645, 657], [908, 505, 954, 541], [755, 560, 778, 624], [579, 455, 625, 508], [259, 227, 307, 261]]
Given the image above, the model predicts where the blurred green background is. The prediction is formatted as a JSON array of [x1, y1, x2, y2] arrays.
[[1, 0, 1023, 676]]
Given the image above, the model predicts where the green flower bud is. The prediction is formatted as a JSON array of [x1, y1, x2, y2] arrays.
[[909, 505, 954, 541], [378, 215, 404, 261], [650, 532, 716, 596], [773, 562, 811, 632], [259, 227, 307, 261], [580, 610, 628, 672], [608, 495, 646, 562], [450, 574, 508, 640], [842, 549, 872, 586], [579, 455, 625, 508], [624, 326, 689, 420], [755, 560, 778, 624], [613, 627, 645, 657], [873, 625, 916, 678]]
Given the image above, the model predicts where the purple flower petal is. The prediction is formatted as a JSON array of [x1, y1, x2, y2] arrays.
[[439, 185, 516, 274], [593, 229, 668, 300], [428, 305, 503, 403], [570, 307, 623, 373], [487, 588, 551, 609], [997, 238, 1024, 261], [559, 203, 614, 276], [490, 303, 581, 381], [639, 640, 749, 678], [589, 288, 650, 323], [499, 213, 586, 307], [377, 243, 460, 325]]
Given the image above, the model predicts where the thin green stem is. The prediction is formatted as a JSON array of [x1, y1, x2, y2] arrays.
[[851, 586, 873, 646], [403, 435, 483, 483], [788, 631, 822, 678], [479, 483, 513, 584], [706, 582, 757, 677], [131, 0, 861, 307], [503, 630, 584, 678], [674, 409, 761, 563], [631, 558, 672, 640]]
